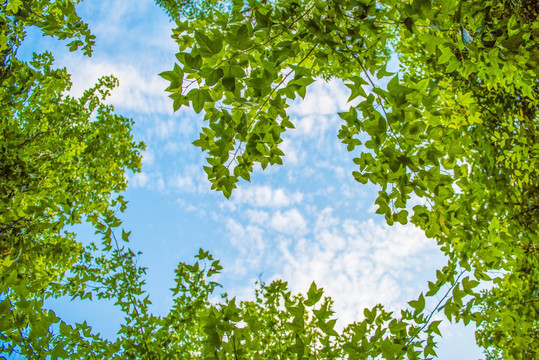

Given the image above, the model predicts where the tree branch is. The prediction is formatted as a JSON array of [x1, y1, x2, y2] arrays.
[[402, 270, 466, 353]]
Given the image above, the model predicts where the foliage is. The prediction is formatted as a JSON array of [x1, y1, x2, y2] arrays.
[[0, 0, 144, 357], [1, 0, 537, 359], [157, 0, 539, 358], [154, 0, 227, 19]]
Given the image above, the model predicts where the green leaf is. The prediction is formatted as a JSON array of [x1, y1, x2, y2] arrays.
[[205, 68, 224, 86], [305, 281, 323, 306], [223, 64, 246, 79], [169, 92, 189, 111], [6, 0, 23, 13], [387, 75, 414, 96], [288, 335, 305, 359], [187, 88, 213, 113], [195, 31, 223, 56], [320, 319, 339, 336], [255, 9, 273, 28], [227, 24, 250, 49], [394, 210, 408, 225], [408, 293, 425, 315], [364, 307, 376, 323], [67, 39, 84, 52], [231, 0, 243, 12], [407, 121, 426, 136], [462, 276, 479, 294], [428, 320, 442, 336], [403, 17, 415, 33], [377, 67, 395, 79], [488, 216, 500, 231], [412, 0, 432, 17], [460, 24, 473, 45], [184, 53, 202, 70], [438, 47, 453, 65], [159, 64, 184, 91], [345, 77, 368, 101], [121, 229, 131, 242]]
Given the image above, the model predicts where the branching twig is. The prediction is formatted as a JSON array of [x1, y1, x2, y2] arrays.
[[336, 33, 403, 150], [225, 43, 319, 169], [402, 269, 466, 352], [215, 3, 316, 69], [6, 293, 37, 357], [183, 79, 198, 92], [110, 230, 152, 355]]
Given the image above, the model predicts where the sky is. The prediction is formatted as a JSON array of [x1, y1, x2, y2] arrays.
[[17, 0, 484, 358]]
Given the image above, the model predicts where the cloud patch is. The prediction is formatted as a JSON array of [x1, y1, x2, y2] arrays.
[[274, 216, 443, 327], [65, 60, 171, 114], [224, 206, 444, 329], [270, 209, 307, 235], [288, 80, 350, 117], [227, 185, 304, 208]]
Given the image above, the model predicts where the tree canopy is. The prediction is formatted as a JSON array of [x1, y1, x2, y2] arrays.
[[158, 0, 538, 357], [1, 0, 538, 359]]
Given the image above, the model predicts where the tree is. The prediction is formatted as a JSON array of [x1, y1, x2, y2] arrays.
[[1, 0, 537, 359], [1, 0, 145, 357], [157, 0, 538, 358]]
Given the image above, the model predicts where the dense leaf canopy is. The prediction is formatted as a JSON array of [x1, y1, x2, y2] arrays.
[[158, 0, 538, 358], [1, 0, 538, 359], [1, 0, 145, 357]]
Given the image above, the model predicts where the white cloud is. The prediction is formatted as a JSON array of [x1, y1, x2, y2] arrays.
[[270, 208, 307, 235], [225, 219, 267, 275], [163, 141, 183, 154], [314, 207, 340, 232], [169, 165, 210, 194], [245, 210, 270, 225], [334, 166, 346, 179], [228, 185, 304, 208], [289, 80, 350, 117], [82, 0, 177, 55], [129, 172, 150, 188], [142, 149, 155, 166], [280, 138, 304, 166], [222, 203, 443, 328], [172, 174, 195, 192], [154, 117, 177, 139], [66, 60, 172, 114], [284, 80, 351, 140], [266, 214, 444, 328], [127, 171, 165, 191], [144, 114, 199, 142]]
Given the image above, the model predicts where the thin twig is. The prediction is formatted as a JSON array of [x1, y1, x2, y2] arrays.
[[183, 79, 198, 92], [336, 33, 403, 149], [110, 229, 152, 355], [6, 293, 37, 357], [225, 43, 319, 169], [214, 3, 316, 70], [402, 270, 466, 351]]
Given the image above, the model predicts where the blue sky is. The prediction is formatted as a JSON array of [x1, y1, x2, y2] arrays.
[[19, 0, 483, 358]]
